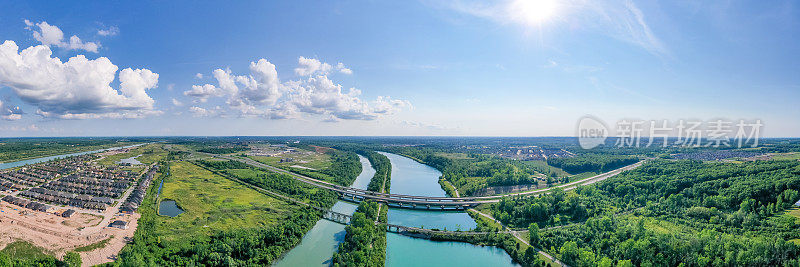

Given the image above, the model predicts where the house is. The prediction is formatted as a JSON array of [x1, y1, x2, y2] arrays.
[[62, 209, 76, 218], [795, 199, 800, 207], [109, 220, 128, 229], [120, 203, 137, 214], [92, 196, 113, 204]]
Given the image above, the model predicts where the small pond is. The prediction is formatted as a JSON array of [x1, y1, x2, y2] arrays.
[[159, 200, 184, 217]]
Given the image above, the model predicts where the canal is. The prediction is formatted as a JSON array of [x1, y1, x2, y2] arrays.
[[0, 143, 147, 170], [273, 155, 376, 266], [380, 152, 519, 267]]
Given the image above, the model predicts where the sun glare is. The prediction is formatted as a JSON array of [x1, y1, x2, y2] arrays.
[[509, 0, 559, 26]]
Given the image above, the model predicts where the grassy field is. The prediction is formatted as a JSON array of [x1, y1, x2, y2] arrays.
[[467, 208, 504, 231], [73, 236, 112, 252], [568, 171, 598, 182], [248, 147, 331, 170], [97, 143, 168, 166], [155, 161, 296, 243], [0, 241, 52, 261], [772, 153, 800, 161], [785, 206, 800, 225], [455, 170, 594, 197], [223, 168, 328, 204], [787, 206, 800, 219], [785, 207, 800, 245], [520, 160, 570, 177], [433, 152, 472, 160]]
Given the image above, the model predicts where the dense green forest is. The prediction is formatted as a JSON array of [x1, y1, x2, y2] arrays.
[[116, 203, 321, 266], [546, 154, 639, 174], [332, 201, 387, 266], [364, 151, 391, 193], [0, 248, 78, 267], [492, 159, 800, 266], [319, 151, 362, 186]]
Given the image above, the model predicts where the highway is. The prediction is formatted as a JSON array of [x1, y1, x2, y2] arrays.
[[202, 152, 644, 208]]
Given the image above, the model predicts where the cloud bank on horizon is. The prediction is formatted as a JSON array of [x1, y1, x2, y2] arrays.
[[186, 57, 411, 121], [0, 20, 160, 119], [0, 20, 410, 123]]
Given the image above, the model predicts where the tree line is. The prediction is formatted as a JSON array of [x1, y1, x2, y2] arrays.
[[332, 201, 387, 266], [495, 159, 800, 266], [0, 250, 80, 267], [364, 151, 391, 193]]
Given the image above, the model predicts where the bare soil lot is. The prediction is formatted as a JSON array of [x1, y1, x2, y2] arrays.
[[0, 202, 139, 266]]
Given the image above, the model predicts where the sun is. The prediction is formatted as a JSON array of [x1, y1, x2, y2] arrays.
[[509, 0, 559, 26]]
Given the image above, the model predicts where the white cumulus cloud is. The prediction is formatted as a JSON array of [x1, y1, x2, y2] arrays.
[[0, 40, 160, 119], [24, 20, 100, 53], [97, 26, 119, 36], [336, 62, 353, 75], [0, 100, 23, 120], [189, 106, 222, 117], [0, 124, 40, 132], [186, 57, 410, 121], [184, 84, 222, 102], [295, 57, 332, 76]]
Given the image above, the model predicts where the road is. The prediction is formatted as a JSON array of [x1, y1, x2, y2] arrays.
[[204, 152, 643, 205], [204, 152, 641, 267], [470, 160, 644, 199]]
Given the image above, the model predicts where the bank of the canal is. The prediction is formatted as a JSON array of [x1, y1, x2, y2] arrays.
[[0, 143, 147, 170], [379, 152, 519, 267], [273, 155, 376, 266]]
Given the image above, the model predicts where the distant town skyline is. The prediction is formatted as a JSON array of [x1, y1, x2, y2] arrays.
[[1, 1, 798, 137]]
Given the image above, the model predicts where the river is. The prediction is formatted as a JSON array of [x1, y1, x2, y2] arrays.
[[379, 152, 519, 267], [2, 146, 518, 266], [273, 155, 376, 266], [0, 143, 146, 170]]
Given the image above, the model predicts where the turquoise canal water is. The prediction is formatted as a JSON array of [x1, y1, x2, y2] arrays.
[[385, 233, 519, 266], [276, 152, 518, 266], [0, 143, 146, 170], [273, 155, 376, 266], [379, 152, 519, 267], [379, 152, 477, 231]]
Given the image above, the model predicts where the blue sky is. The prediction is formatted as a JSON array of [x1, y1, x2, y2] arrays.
[[0, 0, 798, 137]]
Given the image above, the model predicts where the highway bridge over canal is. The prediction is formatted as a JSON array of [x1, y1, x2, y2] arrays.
[[205, 153, 644, 210], [318, 207, 518, 237]]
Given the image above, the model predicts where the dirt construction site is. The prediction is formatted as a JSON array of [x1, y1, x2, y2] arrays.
[[0, 201, 139, 266]]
